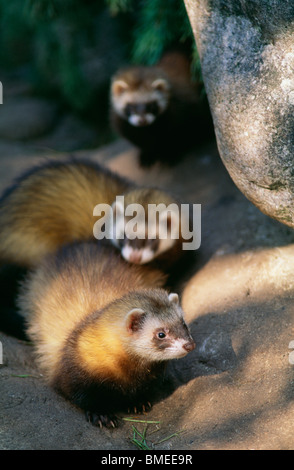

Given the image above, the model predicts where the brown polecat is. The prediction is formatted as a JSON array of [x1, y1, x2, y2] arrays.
[[0, 158, 187, 269], [110, 50, 213, 166], [18, 243, 195, 428], [111, 187, 188, 268]]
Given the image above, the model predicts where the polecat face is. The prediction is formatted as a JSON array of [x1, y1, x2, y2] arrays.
[[111, 67, 171, 127], [125, 292, 195, 361], [111, 197, 180, 264]]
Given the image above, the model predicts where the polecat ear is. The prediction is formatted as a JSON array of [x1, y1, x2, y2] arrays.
[[112, 79, 129, 96], [126, 308, 146, 334], [168, 293, 179, 304], [151, 78, 170, 92]]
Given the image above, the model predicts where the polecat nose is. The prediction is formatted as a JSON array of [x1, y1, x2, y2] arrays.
[[129, 252, 142, 264], [137, 116, 148, 126], [183, 341, 195, 352]]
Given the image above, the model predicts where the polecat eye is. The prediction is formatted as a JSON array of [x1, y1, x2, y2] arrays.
[[125, 104, 133, 117], [157, 332, 166, 339]]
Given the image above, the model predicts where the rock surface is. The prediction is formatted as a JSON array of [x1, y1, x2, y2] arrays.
[[184, 0, 294, 228]]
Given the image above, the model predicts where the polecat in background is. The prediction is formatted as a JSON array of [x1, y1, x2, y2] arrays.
[[18, 243, 195, 428], [0, 158, 186, 270], [110, 49, 214, 167]]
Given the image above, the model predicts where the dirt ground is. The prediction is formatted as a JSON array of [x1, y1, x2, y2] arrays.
[[1, 132, 294, 450]]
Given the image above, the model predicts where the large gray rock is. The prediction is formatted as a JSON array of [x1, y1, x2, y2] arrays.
[[184, 0, 294, 228]]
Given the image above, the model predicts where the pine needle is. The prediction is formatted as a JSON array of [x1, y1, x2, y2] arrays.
[[131, 424, 152, 450], [122, 417, 161, 424], [10, 374, 39, 378], [155, 429, 185, 445]]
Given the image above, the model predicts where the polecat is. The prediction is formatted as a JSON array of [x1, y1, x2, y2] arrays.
[[18, 243, 195, 428], [111, 187, 186, 267], [110, 50, 213, 166], [0, 158, 186, 269]]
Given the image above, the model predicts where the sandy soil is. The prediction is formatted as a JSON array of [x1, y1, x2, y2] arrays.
[[1, 135, 294, 450]]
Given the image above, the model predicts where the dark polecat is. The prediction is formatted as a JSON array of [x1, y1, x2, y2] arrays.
[[0, 159, 186, 269], [110, 50, 213, 166], [18, 243, 195, 428]]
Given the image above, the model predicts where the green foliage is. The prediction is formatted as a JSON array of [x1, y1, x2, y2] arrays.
[[0, 0, 106, 111], [27, 5, 97, 111], [105, 0, 133, 15], [0, 1, 32, 66], [106, 0, 198, 65], [131, 0, 193, 65], [104, 0, 201, 77]]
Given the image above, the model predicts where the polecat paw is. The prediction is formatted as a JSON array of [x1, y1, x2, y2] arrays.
[[85, 411, 119, 428], [127, 401, 152, 414]]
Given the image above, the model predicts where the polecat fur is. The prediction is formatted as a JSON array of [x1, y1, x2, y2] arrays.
[[0, 158, 185, 269], [110, 49, 213, 166], [18, 242, 195, 428]]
